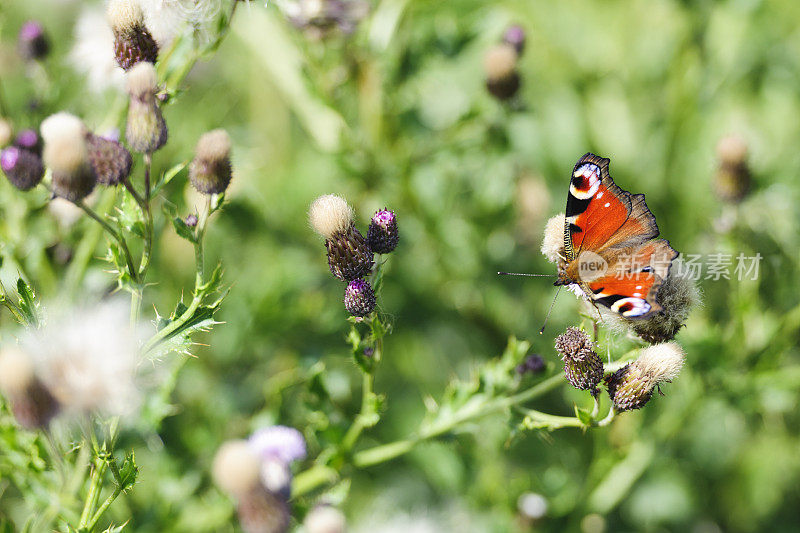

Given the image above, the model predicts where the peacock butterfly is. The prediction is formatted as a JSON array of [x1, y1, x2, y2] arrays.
[[555, 153, 678, 319]]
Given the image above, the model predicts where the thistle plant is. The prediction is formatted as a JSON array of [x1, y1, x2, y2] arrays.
[[0, 3, 243, 531]]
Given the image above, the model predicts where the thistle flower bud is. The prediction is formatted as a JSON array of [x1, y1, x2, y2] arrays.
[[189, 129, 233, 194], [503, 25, 526, 56], [304, 505, 346, 533], [344, 278, 376, 317], [713, 135, 751, 203], [1, 146, 44, 190], [484, 44, 520, 101], [555, 327, 603, 394], [606, 342, 685, 411], [86, 133, 133, 186], [125, 62, 167, 153], [541, 213, 566, 265], [367, 208, 399, 254], [515, 353, 545, 375], [0, 347, 59, 430], [237, 486, 290, 533], [0, 119, 12, 148], [41, 113, 96, 201], [14, 129, 42, 155], [309, 195, 374, 281], [213, 440, 262, 498], [18, 21, 50, 61], [107, 0, 158, 70]]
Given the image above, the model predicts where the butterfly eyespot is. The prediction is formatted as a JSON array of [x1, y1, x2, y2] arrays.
[[611, 297, 651, 317], [569, 163, 601, 200]]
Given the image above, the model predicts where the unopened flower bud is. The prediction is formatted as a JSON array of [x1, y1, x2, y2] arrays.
[[366, 208, 399, 254], [555, 327, 603, 394], [14, 129, 41, 155], [18, 21, 50, 61], [304, 505, 346, 533], [515, 353, 545, 375], [237, 486, 290, 533], [186, 214, 198, 227], [125, 62, 167, 153], [309, 195, 374, 281], [86, 133, 133, 186], [484, 44, 520, 101], [0, 347, 59, 429], [41, 113, 96, 201], [1, 146, 44, 190], [107, 0, 158, 70], [713, 135, 750, 203], [344, 278, 376, 317], [212, 440, 261, 498], [606, 342, 685, 411], [189, 129, 233, 194], [503, 25, 526, 56]]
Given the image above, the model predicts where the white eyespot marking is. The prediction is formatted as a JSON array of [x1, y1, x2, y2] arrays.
[[597, 192, 603, 199], [611, 297, 651, 318], [569, 163, 601, 200], [635, 285, 642, 290], [633, 292, 642, 297], [604, 202, 610, 208]]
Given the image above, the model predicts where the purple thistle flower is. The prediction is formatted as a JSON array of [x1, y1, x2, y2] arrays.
[[249, 425, 307, 465], [2, 146, 44, 191], [344, 279, 376, 317], [366, 208, 399, 254], [14, 129, 41, 155], [503, 25, 526, 56]]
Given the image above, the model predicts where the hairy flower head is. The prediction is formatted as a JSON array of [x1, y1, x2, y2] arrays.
[[213, 439, 262, 497], [309, 194, 354, 239], [41, 113, 96, 201], [606, 342, 685, 411], [541, 213, 566, 265]]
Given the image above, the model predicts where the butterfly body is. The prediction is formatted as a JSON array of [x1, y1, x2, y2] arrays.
[[555, 153, 678, 319]]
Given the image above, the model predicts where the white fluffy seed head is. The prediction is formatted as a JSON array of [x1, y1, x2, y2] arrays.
[[40, 113, 89, 173], [212, 440, 261, 497], [195, 129, 231, 162], [716, 135, 748, 167], [309, 194, 354, 239], [304, 505, 347, 533], [633, 342, 685, 386], [541, 213, 566, 264], [484, 43, 518, 81], [126, 61, 158, 98], [0, 347, 35, 395], [107, 0, 144, 33]]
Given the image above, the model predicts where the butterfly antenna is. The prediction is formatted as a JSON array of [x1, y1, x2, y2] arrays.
[[539, 285, 563, 335], [497, 272, 554, 277]]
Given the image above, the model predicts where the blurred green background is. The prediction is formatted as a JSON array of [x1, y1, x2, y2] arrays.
[[2, 0, 800, 531]]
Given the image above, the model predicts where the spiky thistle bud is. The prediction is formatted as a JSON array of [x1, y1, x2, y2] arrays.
[[125, 62, 167, 154], [14, 129, 41, 155], [86, 133, 133, 186], [367, 208, 399, 254], [554, 327, 603, 394], [516, 353, 545, 375], [237, 486, 290, 533], [0, 347, 59, 430], [304, 505, 346, 533], [309, 195, 374, 281], [107, 0, 158, 70], [606, 342, 685, 411], [1, 146, 44, 191], [713, 135, 751, 203], [212, 440, 262, 498], [344, 278, 376, 317], [41, 113, 96, 201], [18, 21, 50, 61], [189, 129, 233, 194], [484, 43, 520, 101], [503, 25, 526, 56]]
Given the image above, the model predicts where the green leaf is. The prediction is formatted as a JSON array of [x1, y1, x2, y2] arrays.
[[574, 405, 593, 427], [118, 452, 138, 492], [172, 216, 196, 243], [152, 161, 188, 195], [15, 278, 40, 328]]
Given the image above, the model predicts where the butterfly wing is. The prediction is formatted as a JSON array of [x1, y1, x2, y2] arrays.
[[562, 153, 676, 319]]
